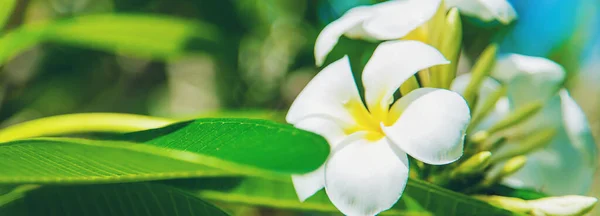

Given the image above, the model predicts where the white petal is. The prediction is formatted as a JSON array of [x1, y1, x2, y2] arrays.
[[362, 41, 449, 112], [501, 91, 597, 195], [383, 88, 470, 165], [362, 0, 441, 40], [529, 195, 598, 216], [292, 165, 325, 202], [286, 56, 363, 127], [314, 6, 373, 66], [324, 137, 409, 216], [446, 0, 517, 24], [491, 54, 566, 107], [450, 73, 509, 130], [294, 117, 347, 146], [492, 54, 565, 83], [291, 131, 369, 202], [559, 90, 597, 169]]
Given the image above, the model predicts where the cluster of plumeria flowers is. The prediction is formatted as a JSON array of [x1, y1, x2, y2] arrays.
[[284, 0, 598, 216], [286, 0, 597, 215]]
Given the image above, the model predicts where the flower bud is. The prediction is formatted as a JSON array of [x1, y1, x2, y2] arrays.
[[436, 8, 462, 89], [462, 44, 498, 110], [476, 195, 598, 216], [483, 156, 527, 187], [500, 156, 527, 177], [490, 128, 556, 163], [400, 76, 420, 96], [486, 101, 544, 134], [474, 195, 531, 214], [467, 85, 507, 132], [451, 151, 492, 177], [529, 195, 598, 216]]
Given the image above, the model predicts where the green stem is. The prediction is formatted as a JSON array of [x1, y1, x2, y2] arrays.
[[0, 113, 176, 143]]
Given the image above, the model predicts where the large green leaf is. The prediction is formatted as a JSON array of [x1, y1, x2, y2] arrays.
[[117, 118, 329, 174], [0, 0, 16, 30], [0, 138, 228, 184], [0, 14, 218, 65], [170, 177, 516, 216], [0, 183, 229, 216], [403, 179, 516, 216], [0, 119, 329, 184], [179, 110, 286, 123]]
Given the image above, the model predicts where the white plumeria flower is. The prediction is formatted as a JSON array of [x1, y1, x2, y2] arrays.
[[287, 40, 471, 216], [314, 0, 442, 66], [445, 0, 517, 24], [314, 0, 517, 67], [452, 54, 598, 195]]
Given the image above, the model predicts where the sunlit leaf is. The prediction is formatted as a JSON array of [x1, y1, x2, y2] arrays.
[[0, 14, 219, 65], [0, 118, 329, 184], [117, 118, 328, 174], [171, 177, 516, 216], [0, 183, 229, 216], [179, 110, 285, 123], [0, 138, 229, 184], [0, 113, 175, 143], [404, 178, 516, 216]]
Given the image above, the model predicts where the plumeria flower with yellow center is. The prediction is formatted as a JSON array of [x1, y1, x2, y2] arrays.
[[314, 0, 517, 67], [314, 0, 443, 66], [287, 40, 471, 215], [451, 54, 597, 195]]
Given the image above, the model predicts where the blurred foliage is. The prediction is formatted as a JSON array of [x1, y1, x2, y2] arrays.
[[0, 0, 360, 126]]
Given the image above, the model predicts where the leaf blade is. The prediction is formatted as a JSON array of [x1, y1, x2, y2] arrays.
[[0, 118, 329, 184], [172, 177, 517, 216], [0, 183, 230, 216], [119, 118, 330, 174], [0, 14, 219, 65], [0, 138, 231, 184]]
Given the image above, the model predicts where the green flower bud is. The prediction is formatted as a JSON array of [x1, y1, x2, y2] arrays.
[[451, 151, 492, 177], [462, 43, 498, 110]]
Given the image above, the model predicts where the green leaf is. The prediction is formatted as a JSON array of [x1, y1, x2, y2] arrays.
[[488, 185, 547, 200], [117, 118, 329, 174], [0, 0, 16, 30], [178, 110, 286, 123], [0, 183, 230, 216], [172, 177, 516, 216], [404, 178, 516, 216], [170, 177, 428, 216], [0, 138, 229, 184], [0, 14, 219, 65], [0, 119, 329, 184], [0, 186, 13, 195], [0, 113, 175, 143]]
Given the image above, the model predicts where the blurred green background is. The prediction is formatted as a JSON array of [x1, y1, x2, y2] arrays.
[[0, 0, 599, 213]]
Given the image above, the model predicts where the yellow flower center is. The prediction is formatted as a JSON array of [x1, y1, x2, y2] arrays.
[[343, 99, 402, 141]]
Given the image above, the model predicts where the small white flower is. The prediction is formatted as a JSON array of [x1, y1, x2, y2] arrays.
[[314, 0, 442, 66], [477, 195, 598, 216], [528, 195, 598, 216], [287, 40, 470, 216], [314, 0, 516, 67], [445, 0, 517, 24], [452, 54, 598, 195]]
